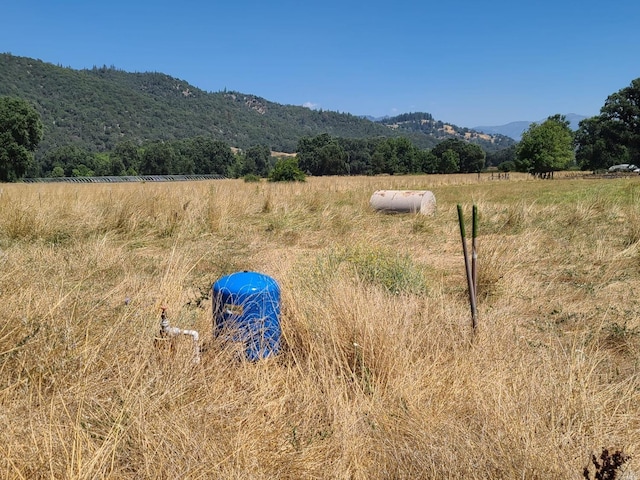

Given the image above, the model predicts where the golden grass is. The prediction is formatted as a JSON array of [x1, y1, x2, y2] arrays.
[[0, 173, 639, 479]]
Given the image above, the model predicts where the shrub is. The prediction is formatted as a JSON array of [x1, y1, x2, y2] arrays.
[[243, 174, 261, 183], [268, 157, 305, 182], [498, 160, 515, 172]]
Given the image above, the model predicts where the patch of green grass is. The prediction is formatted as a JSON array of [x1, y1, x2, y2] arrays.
[[310, 244, 429, 295]]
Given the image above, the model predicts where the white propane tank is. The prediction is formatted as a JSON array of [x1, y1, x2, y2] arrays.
[[370, 190, 436, 215]]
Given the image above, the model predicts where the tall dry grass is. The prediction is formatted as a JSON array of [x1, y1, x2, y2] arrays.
[[0, 173, 638, 479]]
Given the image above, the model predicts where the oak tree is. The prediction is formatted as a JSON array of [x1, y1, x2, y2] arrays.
[[0, 97, 43, 181], [516, 115, 574, 174]]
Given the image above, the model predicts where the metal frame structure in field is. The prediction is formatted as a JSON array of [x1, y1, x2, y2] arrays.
[[21, 174, 226, 184]]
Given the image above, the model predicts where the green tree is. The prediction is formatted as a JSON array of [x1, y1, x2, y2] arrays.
[[42, 144, 96, 177], [297, 133, 347, 175], [369, 137, 423, 174], [460, 143, 485, 173], [269, 157, 305, 182], [516, 115, 574, 174], [574, 116, 629, 171], [317, 142, 347, 175], [432, 138, 485, 173], [242, 145, 272, 177], [111, 140, 141, 175], [336, 138, 376, 175], [0, 96, 43, 181], [182, 137, 234, 175], [72, 164, 95, 177], [92, 153, 113, 176], [390, 137, 420, 174], [574, 78, 640, 169], [439, 149, 460, 173], [486, 145, 516, 168], [371, 139, 397, 174], [107, 154, 127, 176], [599, 78, 640, 162], [50, 166, 65, 177], [140, 142, 176, 175], [498, 160, 515, 172], [418, 149, 438, 173], [172, 146, 196, 175]]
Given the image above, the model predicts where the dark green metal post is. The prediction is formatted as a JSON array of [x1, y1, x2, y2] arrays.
[[458, 204, 477, 331], [472, 204, 478, 297]]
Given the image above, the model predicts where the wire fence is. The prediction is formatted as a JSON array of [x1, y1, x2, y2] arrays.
[[21, 174, 227, 184]]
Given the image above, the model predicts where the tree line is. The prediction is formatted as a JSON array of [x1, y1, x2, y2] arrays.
[[297, 134, 485, 176], [574, 78, 640, 171], [508, 76, 640, 175], [18, 133, 486, 180], [2, 77, 640, 182], [0, 106, 488, 180], [34, 139, 274, 179], [477, 78, 640, 175]]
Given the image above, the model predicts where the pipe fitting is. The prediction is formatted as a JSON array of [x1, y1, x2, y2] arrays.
[[158, 306, 201, 363]]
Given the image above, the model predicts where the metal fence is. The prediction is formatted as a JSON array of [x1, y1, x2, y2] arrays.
[[21, 174, 227, 184]]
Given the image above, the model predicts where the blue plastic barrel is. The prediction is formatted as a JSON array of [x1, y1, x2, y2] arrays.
[[212, 271, 281, 360]]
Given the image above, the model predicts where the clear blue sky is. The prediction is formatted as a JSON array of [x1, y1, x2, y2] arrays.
[[2, 0, 638, 127]]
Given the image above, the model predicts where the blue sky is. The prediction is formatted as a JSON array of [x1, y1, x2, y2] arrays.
[[2, 0, 638, 127]]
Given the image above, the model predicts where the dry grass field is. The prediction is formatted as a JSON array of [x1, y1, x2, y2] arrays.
[[1, 173, 639, 479]]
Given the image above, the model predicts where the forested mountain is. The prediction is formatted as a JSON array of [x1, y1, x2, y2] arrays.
[[378, 112, 515, 152], [0, 53, 513, 159]]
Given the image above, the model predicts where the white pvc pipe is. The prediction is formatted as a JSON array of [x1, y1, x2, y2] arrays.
[[370, 190, 436, 215], [160, 310, 201, 363]]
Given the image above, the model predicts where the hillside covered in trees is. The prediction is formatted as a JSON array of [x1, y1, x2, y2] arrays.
[[0, 53, 514, 160], [376, 112, 514, 151]]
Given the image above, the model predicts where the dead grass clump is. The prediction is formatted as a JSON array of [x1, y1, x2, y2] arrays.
[[480, 200, 538, 235], [621, 208, 640, 248], [600, 320, 640, 355], [474, 234, 523, 300], [0, 188, 80, 244], [1, 203, 42, 241]]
